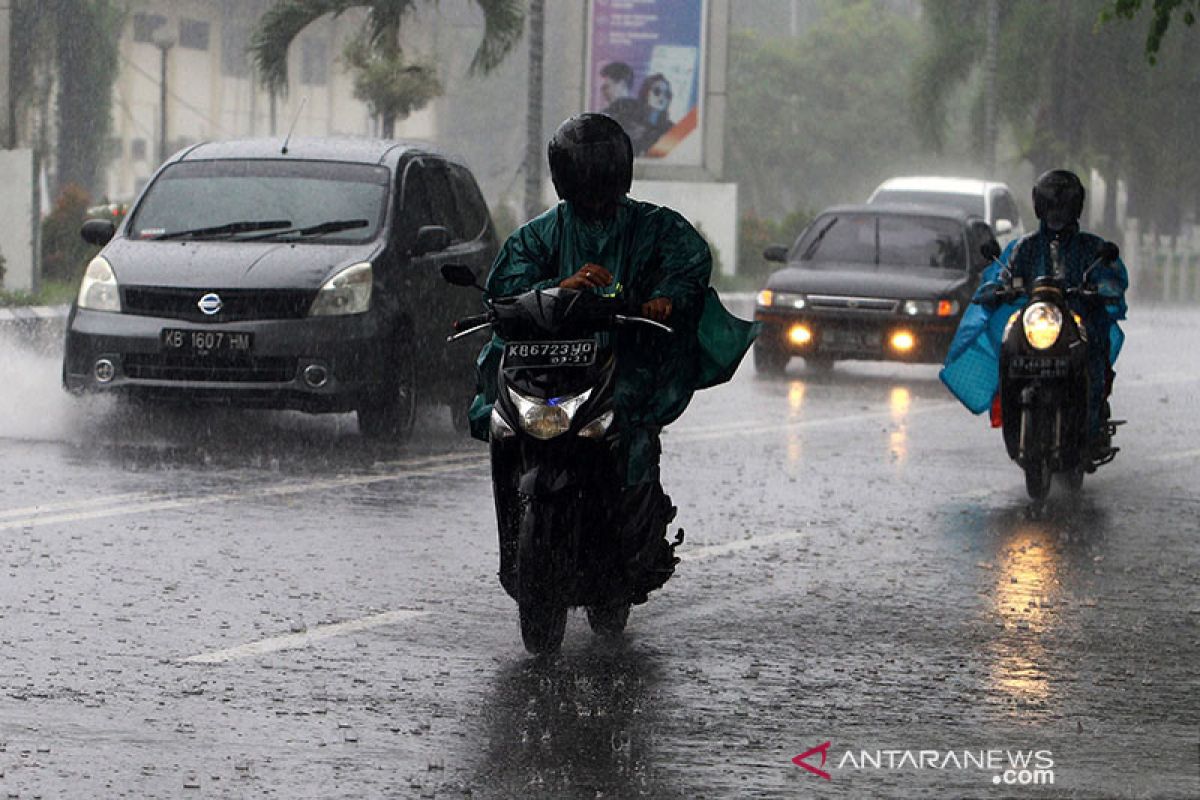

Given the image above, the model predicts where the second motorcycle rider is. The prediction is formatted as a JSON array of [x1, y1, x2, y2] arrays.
[[468, 113, 758, 610]]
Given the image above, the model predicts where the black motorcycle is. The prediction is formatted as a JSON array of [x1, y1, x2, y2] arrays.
[[442, 264, 678, 654], [986, 239, 1122, 502]]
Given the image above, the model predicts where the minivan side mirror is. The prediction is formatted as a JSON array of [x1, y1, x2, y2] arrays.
[[412, 225, 451, 256], [763, 244, 789, 263], [81, 218, 116, 246], [993, 219, 1013, 236]]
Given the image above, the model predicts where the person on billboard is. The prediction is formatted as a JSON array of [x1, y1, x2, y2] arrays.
[[631, 73, 674, 156], [598, 61, 644, 143]]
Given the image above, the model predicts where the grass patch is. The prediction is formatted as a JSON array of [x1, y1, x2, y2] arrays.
[[0, 280, 77, 308]]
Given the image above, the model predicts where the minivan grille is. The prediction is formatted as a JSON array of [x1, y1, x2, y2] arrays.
[[123, 353, 297, 383], [123, 287, 316, 322], [806, 295, 899, 313]]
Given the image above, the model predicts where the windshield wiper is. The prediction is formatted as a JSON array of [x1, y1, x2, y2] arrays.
[[800, 217, 839, 260], [153, 219, 292, 241], [242, 219, 370, 241]]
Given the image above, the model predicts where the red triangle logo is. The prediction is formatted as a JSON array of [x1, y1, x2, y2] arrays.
[[792, 741, 832, 780]]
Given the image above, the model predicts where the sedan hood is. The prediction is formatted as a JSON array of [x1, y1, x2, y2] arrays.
[[766, 261, 969, 299], [100, 238, 379, 290]]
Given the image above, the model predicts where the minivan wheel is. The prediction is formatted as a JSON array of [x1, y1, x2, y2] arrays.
[[357, 356, 417, 442], [753, 343, 788, 375]]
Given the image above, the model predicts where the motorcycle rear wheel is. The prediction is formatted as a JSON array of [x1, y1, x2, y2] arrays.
[[586, 603, 630, 637]]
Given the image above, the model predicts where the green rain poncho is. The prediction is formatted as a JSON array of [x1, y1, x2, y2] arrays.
[[469, 197, 758, 483]]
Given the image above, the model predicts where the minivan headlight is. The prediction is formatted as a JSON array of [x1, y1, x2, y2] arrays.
[[902, 300, 934, 316], [1023, 302, 1062, 350], [77, 256, 121, 312], [507, 387, 592, 440], [309, 262, 372, 316]]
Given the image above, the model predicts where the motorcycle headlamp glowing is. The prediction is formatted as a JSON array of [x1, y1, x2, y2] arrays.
[[1023, 302, 1063, 350], [507, 387, 592, 440]]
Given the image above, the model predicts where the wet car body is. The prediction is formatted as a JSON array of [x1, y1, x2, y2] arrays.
[[63, 138, 496, 435], [753, 204, 993, 371]]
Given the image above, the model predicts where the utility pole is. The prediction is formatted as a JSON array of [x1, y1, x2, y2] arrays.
[[153, 28, 176, 164], [523, 0, 544, 222], [983, 0, 998, 175], [0, 2, 10, 148]]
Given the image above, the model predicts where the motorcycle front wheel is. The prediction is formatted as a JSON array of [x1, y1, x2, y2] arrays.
[[586, 603, 630, 637], [517, 498, 571, 655], [1024, 460, 1052, 502]]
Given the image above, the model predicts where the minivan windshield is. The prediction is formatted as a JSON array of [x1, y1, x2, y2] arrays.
[[128, 159, 390, 243], [870, 190, 986, 219], [792, 213, 967, 271]]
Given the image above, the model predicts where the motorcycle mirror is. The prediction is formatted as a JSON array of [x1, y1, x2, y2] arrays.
[[980, 240, 1002, 262], [1098, 241, 1119, 261], [441, 263, 481, 289]]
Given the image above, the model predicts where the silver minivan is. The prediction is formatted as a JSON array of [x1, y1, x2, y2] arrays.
[[868, 176, 1025, 245]]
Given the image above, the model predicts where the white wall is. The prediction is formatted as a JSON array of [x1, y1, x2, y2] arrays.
[[0, 149, 36, 292], [631, 179, 738, 276]]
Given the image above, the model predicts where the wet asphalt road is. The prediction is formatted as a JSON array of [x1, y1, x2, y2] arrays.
[[0, 309, 1197, 799]]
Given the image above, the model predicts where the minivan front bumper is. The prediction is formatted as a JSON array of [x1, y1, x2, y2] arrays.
[[63, 307, 393, 412]]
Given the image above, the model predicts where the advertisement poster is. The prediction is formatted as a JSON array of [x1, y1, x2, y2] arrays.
[[587, 0, 706, 165]]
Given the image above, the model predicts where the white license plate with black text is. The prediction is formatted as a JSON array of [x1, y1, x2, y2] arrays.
[[161, 328, 253, 355], [504, 340, 596, 368]]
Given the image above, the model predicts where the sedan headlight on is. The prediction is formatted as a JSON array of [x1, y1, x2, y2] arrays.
[[77, 256, 121, 312], [758, 290, 806, 309], [309, 262, 372, 316], [902, 300, 934, 316], [508, 387, 592, 440], [1023, 302, 1063, 350]]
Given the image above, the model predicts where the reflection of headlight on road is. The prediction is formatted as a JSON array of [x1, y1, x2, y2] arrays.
[[1023, 302, 1062, 350], [507, 387, 592, 440]]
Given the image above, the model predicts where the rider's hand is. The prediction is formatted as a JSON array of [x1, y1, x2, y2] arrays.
[[559, 263, 613, 291], [641, 297, 673, 322]]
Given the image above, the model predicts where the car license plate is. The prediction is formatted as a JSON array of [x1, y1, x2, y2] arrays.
[[161, 328, 253, 355], [504, 340, 596, 368], [823, 328, 880, 351], [1009, 356, 1067, 378]]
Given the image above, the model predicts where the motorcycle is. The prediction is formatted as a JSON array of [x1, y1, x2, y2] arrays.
[[985, 239, 1122, 503], [442, 264, 680, 654]]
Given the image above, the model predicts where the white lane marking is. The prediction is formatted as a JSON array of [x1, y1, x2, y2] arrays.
[[1147, 447, 1200, 463], [0, 453, 489, 532], [0, 491, 160, 520], [183, 609, 427, 664], [674, 400, 958, 443], [682, 529, 810, 561]]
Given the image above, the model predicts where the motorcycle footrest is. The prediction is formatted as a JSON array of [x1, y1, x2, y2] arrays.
[[1092, 446, 1119, 466]]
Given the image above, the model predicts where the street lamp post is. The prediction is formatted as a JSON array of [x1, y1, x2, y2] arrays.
[[152, 28, 176, 164]]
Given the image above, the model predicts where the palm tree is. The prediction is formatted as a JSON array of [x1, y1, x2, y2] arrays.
[[249, 0, 524, 137]]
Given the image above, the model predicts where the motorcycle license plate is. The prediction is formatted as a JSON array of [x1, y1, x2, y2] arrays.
[[1009, 356, 1067, 378], [161, 328, 253, 356], [504, 340, 596, 368]]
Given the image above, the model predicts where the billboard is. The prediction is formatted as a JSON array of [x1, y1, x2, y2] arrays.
[[586, 0, 706, 166]]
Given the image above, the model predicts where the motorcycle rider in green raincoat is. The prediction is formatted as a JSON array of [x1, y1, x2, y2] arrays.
[[469, 113, 758, 600]]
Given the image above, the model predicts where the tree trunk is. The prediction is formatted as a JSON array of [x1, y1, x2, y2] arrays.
[[382, 111, 396, 139], [523, 0, 545, 222]]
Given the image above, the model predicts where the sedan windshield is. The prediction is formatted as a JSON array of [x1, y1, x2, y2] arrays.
[[793, 213, 967, 271], [128, 159, 390, 243]]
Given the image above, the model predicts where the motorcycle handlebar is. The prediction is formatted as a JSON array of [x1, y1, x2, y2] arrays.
[[453, 312, 493, 332]]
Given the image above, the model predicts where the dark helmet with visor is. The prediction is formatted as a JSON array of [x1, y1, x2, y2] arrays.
[[548, 113, 633, 209], [1032, 169, 1085, 231]]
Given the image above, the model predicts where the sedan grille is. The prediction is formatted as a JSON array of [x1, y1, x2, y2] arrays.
[[123, 287, 316, 322], [123, 353, 298, 383], [806, 295, 899, 313]]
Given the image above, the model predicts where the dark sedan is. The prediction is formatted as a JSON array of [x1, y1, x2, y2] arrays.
[[63, 138, 496, 441], [752, 204, 995, 373]]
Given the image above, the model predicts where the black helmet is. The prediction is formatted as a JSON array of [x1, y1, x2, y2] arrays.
[[1032, 169, 1085, 231], [548, 113, 633, 209]]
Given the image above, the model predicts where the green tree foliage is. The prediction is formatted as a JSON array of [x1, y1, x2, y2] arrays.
[[1101, 0, 1198, 61], [250, 0, 524, 137], [726, 1, 925, 219], [7, 1, 123, 195], [913, 0, 1200, 235]]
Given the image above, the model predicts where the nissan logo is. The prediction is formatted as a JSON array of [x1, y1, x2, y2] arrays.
[[198, 293, 222, 315]]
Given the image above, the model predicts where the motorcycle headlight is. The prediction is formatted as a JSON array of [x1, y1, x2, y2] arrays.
[[507, 387, 592, 440], [309, 262, 372, 316], [1023, 302, 1063, 350], [902, 300, 934, 316], [77, 256, 121, 312], [578, 409, 614, 439], [489, 407, 515, 439]]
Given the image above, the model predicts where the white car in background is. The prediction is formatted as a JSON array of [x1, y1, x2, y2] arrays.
[[868, 176, 1026, 245]]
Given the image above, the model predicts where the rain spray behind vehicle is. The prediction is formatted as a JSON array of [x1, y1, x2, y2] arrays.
[[442, 264, 680, 655], [988, 239, 1123, 503]]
